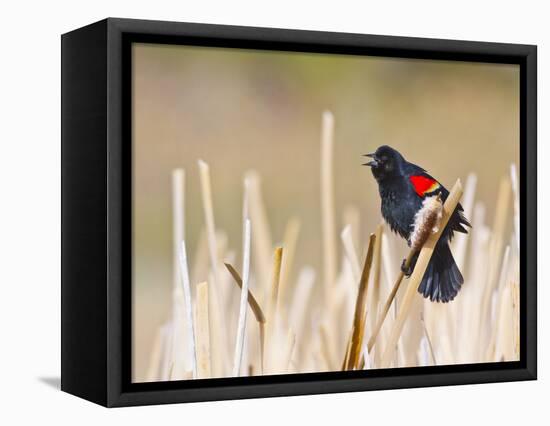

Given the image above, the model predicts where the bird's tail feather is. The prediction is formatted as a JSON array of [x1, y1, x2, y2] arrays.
[[418, 242, 463, 303]]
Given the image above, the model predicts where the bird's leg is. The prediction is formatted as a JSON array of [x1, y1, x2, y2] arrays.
[[401, 252, 419, 277]]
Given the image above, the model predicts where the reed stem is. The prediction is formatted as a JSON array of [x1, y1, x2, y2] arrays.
[[196, 282, 211, 378], [367, 249, 416, 353], [380, 179, 463, 367], [346, 233, 376, 370], [232, 219, 252, 376], [177, 241, 198, 378]]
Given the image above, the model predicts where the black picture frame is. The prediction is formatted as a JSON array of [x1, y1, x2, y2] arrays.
[[61, 17, 537, 407]]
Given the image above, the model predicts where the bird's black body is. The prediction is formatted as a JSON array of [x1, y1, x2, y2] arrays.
[[364, 145, 470, 302]]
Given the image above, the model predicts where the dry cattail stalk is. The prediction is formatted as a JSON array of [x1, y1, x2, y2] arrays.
[[196, 281, 211, 378], [380, 179, 463, 367], [367, 225, 383, 366], [219, 249, 236, 316], [198, 159, 229, 375], [267, 247, 284, 325], [198, 160, 219, 287], [408, 194, 448, 364], [346, 233, 376, 370], [224, 263, 266, 324], [191, 228, 209, 284], [233, 218, 252, 376], [172, 169, 185, 290], [169, 169, 188, 379], [263, 247, 283, 372], [224, 262, 266, 373], [321, 110, 337, 303], [177, 241, 198, 378], [367, 247, 418, 354], [410, 194, 443, 252], [377, 233, 398, 361], [369, 194, 443, 355], [279, 218, 301, 308], [341, 326, 354, 370]]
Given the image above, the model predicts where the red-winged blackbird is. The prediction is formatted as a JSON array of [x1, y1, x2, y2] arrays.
[[364, 145, 471, 303]]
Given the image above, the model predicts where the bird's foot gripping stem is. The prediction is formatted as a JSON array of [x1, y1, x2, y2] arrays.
[[401, 258, 413, 277]]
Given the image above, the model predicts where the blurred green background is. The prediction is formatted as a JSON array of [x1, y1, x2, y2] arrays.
[[132, 42, 519, 382]]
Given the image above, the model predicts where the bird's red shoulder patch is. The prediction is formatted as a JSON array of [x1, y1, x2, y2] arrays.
[[409, 175, 440, 197]]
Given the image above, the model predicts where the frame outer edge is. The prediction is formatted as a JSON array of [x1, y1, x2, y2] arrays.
[[106, 17, 125, 407], [94, 17, 537, 407], [525, 45, 537, 379], [61, 19, 109, 406]]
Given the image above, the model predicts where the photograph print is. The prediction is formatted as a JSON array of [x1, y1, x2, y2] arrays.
[[131, 42, 520, 382]]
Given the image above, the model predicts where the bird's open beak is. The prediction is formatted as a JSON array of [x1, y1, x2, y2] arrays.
[[363, 153, 378, 167]]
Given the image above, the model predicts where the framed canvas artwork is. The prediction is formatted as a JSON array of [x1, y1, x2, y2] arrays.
[[61, 18, 537, 407]]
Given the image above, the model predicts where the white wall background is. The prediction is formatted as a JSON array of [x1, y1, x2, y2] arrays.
[[0, 0, 545, 423]]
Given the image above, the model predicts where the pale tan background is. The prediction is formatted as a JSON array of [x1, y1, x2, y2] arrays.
[[132, 42, 519, 382]]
